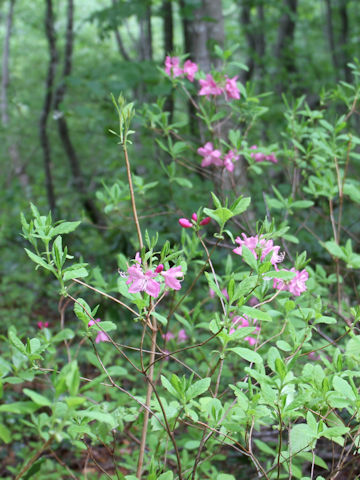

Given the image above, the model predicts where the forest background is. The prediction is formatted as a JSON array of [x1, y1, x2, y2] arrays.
[[1, 0, 360, 479]]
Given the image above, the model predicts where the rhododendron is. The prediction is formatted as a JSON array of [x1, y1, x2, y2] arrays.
[[161, 266, 184, 290], [223, 150, 240, 172], [177, 329, 188, 343], [197, 142, 223, 167], [191, 213, 198, 221], [224, 76, 240, 100], [265, 153, 278, 163], [37, 321, 49, 329], [233, 233, 284, 267], [198, 74, 223, 98], [126, 259, 161, 298], [273, 268, 308, 296], [165, 56, 183, 78], [229, 315, 260, 345], [209, 288, 229, 300], [199, 216, 211, 226], [250, 145, 278, 163], [179, 218, 193, 228], [183, 59, 198, 81], [162, 331, 175, 342], [88, 318, 110, 344]]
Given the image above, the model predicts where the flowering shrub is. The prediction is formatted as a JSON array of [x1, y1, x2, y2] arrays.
[[4, 56, 360, 480]]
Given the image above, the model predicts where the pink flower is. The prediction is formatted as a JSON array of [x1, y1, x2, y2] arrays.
[[192, 212, 198, 221], [197, 142, 223, 167], [229, 315, 260, 345], [223, 150, 240, 173], [177, 329, 188, 343], [162, 331, 175, 342], [88, 319, 109, 343], [155, 264, 164, 274], [273, 268, 308, 296], [126, 260, 161, 298], [198, 74, 223, 98], [37, 321, 49, 329], [95, 331, 110, 343], [161, 266, 184, 290], [165, 56, 183, 78], [224, 76, 240, 100], [183, 60, 198, 82], [233, 234, 284, 267], [179, 218, 193, 228], [199, 216, 211, 226], [266, 154, 278, 164]]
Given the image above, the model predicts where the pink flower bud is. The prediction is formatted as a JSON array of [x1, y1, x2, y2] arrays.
[[155, 264, 164, 274], [191, 213, 198, 221], [179, 218, 193, 228], [199, 216, 211, 226]]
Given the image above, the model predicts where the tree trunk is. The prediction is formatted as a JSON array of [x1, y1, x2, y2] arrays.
[[111, 0, 131, 61], [1, 0, 31, 198], [139, 1, 152, 61], [338, 0, 351, 83], [162, 0, 174, 120], [324, 0, 339, 81], [54, 0, 106, 226], [240, 0, 256, 83], [274, 0, 298, 93]]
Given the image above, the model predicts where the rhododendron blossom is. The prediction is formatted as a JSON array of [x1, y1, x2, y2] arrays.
[[197, 142, 223, 167], [198, 74, 223, 98], [224, 76, 240, 100], [88, 318, 110, 344], [162, 331, 175, 342], [179, 218, 193, 228], [177, 329, 188, 343], [126, 253, 184, 297], [37, 321, 49, 329], [250, 145, 278, 163], [273, 268, 308, 296], [229, 315, 260, 346], [233, 233, 284, 267], [179, 212, 211, 228], [183, 59, 198, 81], [165, 56, 183, 78], [223, 150, 240, 172], [161, 266, 184, 290]]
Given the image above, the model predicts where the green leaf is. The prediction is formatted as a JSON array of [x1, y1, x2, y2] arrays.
[[23, 389, 52, 407], [0, 401, 39, 414], [290, 423, 316, 453], [263, 270, 296, 280], [161, 375, 178, 398], [217, 475, 236, 480], [63, 267, 88, 281], [333, 376, 356, 401], [76, 409, 117, 428], [8, 327, 26, 354], [186, 378, 211, 401], [230, 196, 251, 216], [240, 245, 258, 271], [52, 221, 81, 235], [24, 249, 55, 273], [157, 472, 173, 480], [52, 329, 75, 343], [74, 298, 92, 325], [173, 177, 193, 188], [233, 276, 258, 301], [0, 424, 11, 443], [240, 306, 271, 322], [322, 241, 346, 260], [229, 347, 263, 364]]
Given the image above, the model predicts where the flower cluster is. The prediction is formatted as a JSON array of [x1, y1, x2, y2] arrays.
[[164, 58, 240, 101], [250, 145, 278, 164], [126, 252, 184, 298], [197, 142, 240, 172], [88, 318, 109, 344], [165, 56, 198, 82], [162, 329, 188, 344], [179, 212, 211, 228], [199, 74, 240, 100], [37, 321, 49, 329], [273, 268, 309, 296], [229, 315, 260, 346], [233, 233, 284, 268]]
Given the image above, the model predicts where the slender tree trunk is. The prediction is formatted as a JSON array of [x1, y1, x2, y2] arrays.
[[274, 0, 298, 93], [1, 0, 31, 198], [139, 1, 152, 61], [111, 0, 131, 61], [338, 0, 351, 82], [162, 0, 174, 120], [240, 0, 256, 83], [324, 0, 339, 81], [53, 0, 106, 226]]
